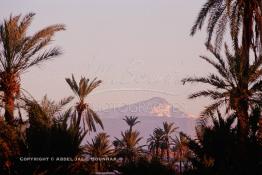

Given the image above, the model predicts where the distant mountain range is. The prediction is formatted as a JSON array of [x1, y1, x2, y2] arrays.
[[97, 97, 190, 118], [89, 97, 196, 143]]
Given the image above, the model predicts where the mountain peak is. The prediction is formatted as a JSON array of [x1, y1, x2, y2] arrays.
[[97, 97, 189, 118], [146, 97, 169, 104]]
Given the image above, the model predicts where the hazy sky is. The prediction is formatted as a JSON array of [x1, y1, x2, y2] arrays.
[[1, 0, 215, 116]]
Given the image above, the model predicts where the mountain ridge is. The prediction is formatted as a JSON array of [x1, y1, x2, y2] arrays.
[[97, 97, 191, 119]]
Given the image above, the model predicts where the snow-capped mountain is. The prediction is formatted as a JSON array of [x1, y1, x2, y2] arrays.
[[97, 97, 190, 118], [88, 97, 196, 143]]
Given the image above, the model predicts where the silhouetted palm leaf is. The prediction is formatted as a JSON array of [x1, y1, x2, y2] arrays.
[[123, 116, 140, 132], [66, 74, 103, 132], [182, 44, 262, 119]]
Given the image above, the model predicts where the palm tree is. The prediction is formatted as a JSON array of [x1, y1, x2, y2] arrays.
[[65, 74, 103, 132], [182, 111, 237, 174], [123, 116, 140, 132], [115, 130, 144, 163], [85, 132, 112, 157], [182, 44, 262, 140], [162, 122, 178, 161], [191, 0, 262, 52], [147, 128, 164, 158], [25, 97, 86, 158], [0, 13, 65, 124], [191, 0, 262, 144], [85, 132, 113, 171], [39, 95, 73, 118], [172, 133, 191, 174]]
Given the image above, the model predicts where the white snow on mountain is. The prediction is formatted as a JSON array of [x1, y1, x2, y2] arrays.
[[97, 97, 191, 118], [88, 97, 196, 143]]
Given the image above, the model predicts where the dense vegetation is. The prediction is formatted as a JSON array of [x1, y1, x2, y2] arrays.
[[1, 1, 262, 174]]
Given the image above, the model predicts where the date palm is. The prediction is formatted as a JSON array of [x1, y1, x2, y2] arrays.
[[25, 98, 86, 158], [123, 116, 140, 132], [85, 132, 112, 157], [115, 130, 144, 163], [65, 74, 103, 132], [147, 127, 164, 157], [182, 44, 262, 140], [162, 122, 178, 161], [191, 0, 262, 143], [85, 132, 113, 171], [0, 13, 65, 124], [191, 0, 262, 51], [172, 133, 191, 174], [37, 95, 73, 119]]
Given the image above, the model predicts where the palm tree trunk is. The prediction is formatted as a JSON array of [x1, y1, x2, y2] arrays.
[[235, 3, 253, 170], [167, 140, 170, 161], [238, 1, 253, 141], [156, 145, 159, 157], [4, 90, 15, 124], [167, 147, 170, 161], [179, 150, 182, 175], [161, 148, 164, 160], [2, 73, 19, 124], [179, 160, 182, 175], [76, 109, 83, 127], [98, 161, 101, 172], [95, 162, 98, 172], [237, 102, 249, 142], [129, 126, 132, 133]]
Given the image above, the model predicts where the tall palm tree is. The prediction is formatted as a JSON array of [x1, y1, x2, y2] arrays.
[[172, 133, 191, 174], [65, 74, 103, 132], [123, 116, 140, 132], [147, 128, 164, 158], [85, 132, 113, 171], [191, 0, 262, 51], [115, 130, 144, 163], [191, 0, 262, 143], [182, 44, 262, 140], [162, 122, 178, 161], [0, 13, 65, 124]]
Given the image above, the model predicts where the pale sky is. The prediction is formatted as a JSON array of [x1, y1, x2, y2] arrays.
[[1, 0, 215, 116]]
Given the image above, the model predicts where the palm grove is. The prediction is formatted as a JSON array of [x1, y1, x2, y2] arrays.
[[1, 0, 262, 174]]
